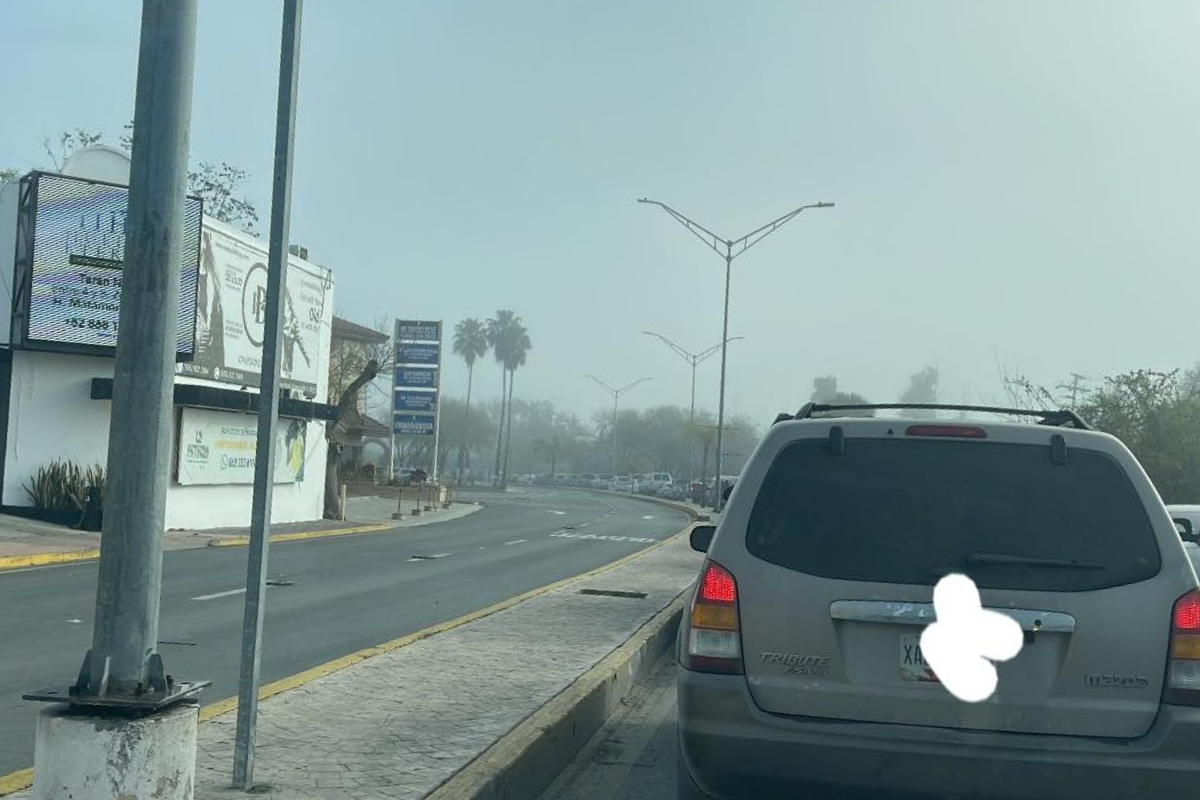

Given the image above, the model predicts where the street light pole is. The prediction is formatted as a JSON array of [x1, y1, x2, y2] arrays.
[[642, 331, 742, 485], [638, 198, 834, 512], [233, 0, 304, 789], [586, 375, 651, 477]]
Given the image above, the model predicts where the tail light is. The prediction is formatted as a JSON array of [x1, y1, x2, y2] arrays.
[[1166, 590, 1200, 705], [683, 560, 743, 674], [905, 424, 988, 439]]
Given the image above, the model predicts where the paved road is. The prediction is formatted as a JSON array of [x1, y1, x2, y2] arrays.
[[0, 488, 688, 777]]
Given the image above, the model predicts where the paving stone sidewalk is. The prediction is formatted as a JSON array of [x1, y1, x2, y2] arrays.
[[188, 532, 703, 800]]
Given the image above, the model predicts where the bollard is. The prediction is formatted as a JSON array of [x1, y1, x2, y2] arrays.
[[338, 483, 347, 521]]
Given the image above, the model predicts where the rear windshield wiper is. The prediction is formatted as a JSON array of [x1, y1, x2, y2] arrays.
[[963, 552, 1107, 570]]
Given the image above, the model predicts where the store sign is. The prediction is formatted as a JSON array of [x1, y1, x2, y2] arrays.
[[395, 390, 437, 413], [395, 320, 439, 342], [177, 407, 308, 485], [24, 172, 202, 355], [395, 367, 436, 388], [176, 222, 330, 397], [396, 344, 439, 365], [393, 413, 436, 436]]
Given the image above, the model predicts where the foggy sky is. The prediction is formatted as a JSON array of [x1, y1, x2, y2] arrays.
[[4, 1, 1199, 425]]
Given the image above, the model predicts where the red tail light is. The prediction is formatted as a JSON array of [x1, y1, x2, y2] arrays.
[[684, 560, 743, 674], [1166, 590, 1200, 705], [905, 424, 988, 439]]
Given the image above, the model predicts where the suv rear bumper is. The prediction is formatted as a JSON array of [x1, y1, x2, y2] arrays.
[[678, 668, 1200, 800]]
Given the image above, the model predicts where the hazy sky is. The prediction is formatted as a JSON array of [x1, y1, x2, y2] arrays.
[[4, 1, 1200, 424]]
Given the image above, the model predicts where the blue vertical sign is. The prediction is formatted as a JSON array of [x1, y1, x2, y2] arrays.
[[392, 320, 443, 480]]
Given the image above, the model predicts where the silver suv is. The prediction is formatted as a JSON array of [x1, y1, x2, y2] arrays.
[[678, 403, 1200, 800]]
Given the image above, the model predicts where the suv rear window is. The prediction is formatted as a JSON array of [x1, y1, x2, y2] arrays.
[[745, 438, 1162, 592]]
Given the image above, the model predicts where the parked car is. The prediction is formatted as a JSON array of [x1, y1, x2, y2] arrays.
[[614, 475, 634, 492], [678, 403, 1200, 800], [643, 471, 674, 495]]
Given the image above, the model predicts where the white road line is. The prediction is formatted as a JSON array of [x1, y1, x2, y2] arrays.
[[548, 510, 566, 516], [642, 515, 657, 520], [578, 523, 590, 528], [503, 539, 526, 546], [192, 587, 247, 601]]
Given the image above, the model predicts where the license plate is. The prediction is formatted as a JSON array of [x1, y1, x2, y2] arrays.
[[899, 633, 939, 682]]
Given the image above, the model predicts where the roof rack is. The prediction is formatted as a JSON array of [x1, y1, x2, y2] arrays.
[[775, 402, 1090, 430]]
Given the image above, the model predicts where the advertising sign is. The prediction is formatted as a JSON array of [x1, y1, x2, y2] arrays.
[[393, 413, 436, 436], [396, 343, 439, 365], [176, 222, 331, 397], [396, 320, 439, 342], [395, 390, 437, 413], [395, 367, 437, 388], [24, 172, 202, 355], [177, 407, 307, 486]]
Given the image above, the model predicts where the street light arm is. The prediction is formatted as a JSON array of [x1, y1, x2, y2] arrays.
[[616, 377, 653, 396], [637, 198, 726, 258], [643, 330, 695, 365], [586, 374, 617, 396], [730, 201, 834, 260]]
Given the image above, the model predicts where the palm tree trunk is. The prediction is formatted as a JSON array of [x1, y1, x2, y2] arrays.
[[502, 369, 515, 487], [457, 363, 474, 484], [492, 368, 507, 485]]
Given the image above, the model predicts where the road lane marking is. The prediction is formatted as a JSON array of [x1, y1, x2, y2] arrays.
[[503, 539, 526, 545], [550, 531, 659, 544], [642, 515, 657, 520], [192, 588, 247, 601], [548, 510, 566, 515]]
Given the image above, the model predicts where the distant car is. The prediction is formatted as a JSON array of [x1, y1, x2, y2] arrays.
[[678, 404, 1200, 800], [643, 471, 673, 495], [614, 475, 634, 492]]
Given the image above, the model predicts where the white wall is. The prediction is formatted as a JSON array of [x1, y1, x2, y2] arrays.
[[3, 351, 113, 507], [3, 349, 331, 530]]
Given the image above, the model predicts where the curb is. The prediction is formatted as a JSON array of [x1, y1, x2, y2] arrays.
[[426, 594, 686, 800], [206, 522, 393, 548], [0, 548, 101, 572]]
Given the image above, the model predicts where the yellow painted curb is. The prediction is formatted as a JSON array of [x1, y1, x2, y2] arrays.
[[0, 549, 100, 572], [0, 768, 31, 796], [206, 522, 393, 549]]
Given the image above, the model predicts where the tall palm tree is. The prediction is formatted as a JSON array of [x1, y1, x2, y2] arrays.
[[500, 323, 531, 487], [487, 310, 517, 485], [452, 318, 489, 484]]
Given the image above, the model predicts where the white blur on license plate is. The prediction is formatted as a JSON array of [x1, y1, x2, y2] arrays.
[[899, 632, 939, 682]]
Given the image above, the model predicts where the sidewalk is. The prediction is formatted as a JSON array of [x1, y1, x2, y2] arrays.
[[0, 495, 482, 568], [185, 530, 701, 800]]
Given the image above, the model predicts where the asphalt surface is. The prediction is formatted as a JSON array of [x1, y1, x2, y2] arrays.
[[0, 487, 689, 778]]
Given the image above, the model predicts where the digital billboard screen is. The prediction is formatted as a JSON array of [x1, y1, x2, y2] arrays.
[[25, 172, 202, 355]]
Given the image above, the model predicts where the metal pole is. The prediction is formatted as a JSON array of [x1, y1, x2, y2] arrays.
[[233, 0, 303, 788], [87, 0, 198, 696], [612, 393, 619, 476], [713, 247, 732, 513], [688, 357, 696, 486], [389, 320, 397, 484]]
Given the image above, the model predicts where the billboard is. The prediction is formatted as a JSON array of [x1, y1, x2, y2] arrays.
[[176, 407, 307, 485], [395, 367, 437, 388], [21, 171, 202, 355], [393, 413, 436, 436], [396, 343, 439, 365], [175, 221, 331, 398], [395, 390, 437, 413]]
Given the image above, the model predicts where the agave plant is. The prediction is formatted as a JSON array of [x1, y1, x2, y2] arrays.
[[23, 460, 106, 514]]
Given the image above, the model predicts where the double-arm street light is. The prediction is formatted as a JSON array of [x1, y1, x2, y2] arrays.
[[586, 374, 652, 476], [643, 331, 743, 485], [638, 198, 834, 512]]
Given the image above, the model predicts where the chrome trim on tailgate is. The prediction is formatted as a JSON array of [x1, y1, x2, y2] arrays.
[[829, 600, 1076, 633]]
